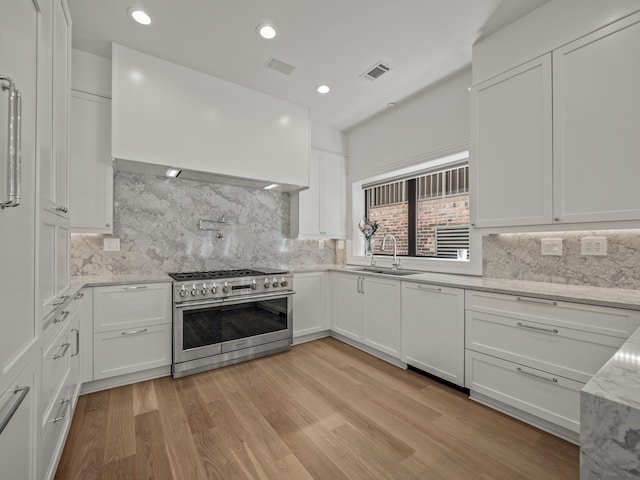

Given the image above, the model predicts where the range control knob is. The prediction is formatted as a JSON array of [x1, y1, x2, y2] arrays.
[[179, 287, 188, 297], [272, 277, 279, 288], [211, 283, 218, 294], [222, 282, 230, 293], [251, 279, 257, 290], [264, 279, 270, 289], [201, 284, 209, 295], [280, 277, 288, 287], [190, 284, 198, 296]]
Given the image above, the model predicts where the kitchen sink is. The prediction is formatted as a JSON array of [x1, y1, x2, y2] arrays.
[[351, 267, 419, 276]]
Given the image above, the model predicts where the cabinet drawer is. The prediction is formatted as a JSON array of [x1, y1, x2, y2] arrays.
[[465, 290, 640, 338], [93, 323, 172, 380], [41, 327, 71, 422], [465, 310, 623, 383], [93, 283, 171, 333], [42, 292, 82, 350], [41, 385, 72, 480], [465, 350, 582, 433]]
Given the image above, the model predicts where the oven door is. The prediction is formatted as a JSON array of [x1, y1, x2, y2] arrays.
[[221, 292, 293, 353], [174, 300, 224, 364]]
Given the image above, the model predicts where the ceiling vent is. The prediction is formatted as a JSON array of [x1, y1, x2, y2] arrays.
[[360, 62, 391, 81], [265, 57, 296, 76]]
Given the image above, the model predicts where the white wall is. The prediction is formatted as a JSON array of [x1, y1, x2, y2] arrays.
[[71, 49, 111, 97], [346, 68, 471, 179]]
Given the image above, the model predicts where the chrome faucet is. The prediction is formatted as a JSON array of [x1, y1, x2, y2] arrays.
[[381, 234, 400, 270]]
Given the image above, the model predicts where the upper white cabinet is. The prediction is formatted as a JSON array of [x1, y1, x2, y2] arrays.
[[69, 90, 113, 233], [111, 44, 310, 189], [471, 9, 640, 229], [470, 55, 552, 228], [553, 12, 640, 224], [291, 149, 346, 238]]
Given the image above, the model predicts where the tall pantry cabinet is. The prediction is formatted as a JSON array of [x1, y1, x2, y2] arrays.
[[1, 0, 72, 479]]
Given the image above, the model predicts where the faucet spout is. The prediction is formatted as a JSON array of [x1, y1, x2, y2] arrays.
[[381, 234, 401, 270]]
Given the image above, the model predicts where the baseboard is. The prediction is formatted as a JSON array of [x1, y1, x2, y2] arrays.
[[468, 391, 580, 445], [80, 366, 171, 395], [293, 330, 331, 345], [329, 332, 407, 369]]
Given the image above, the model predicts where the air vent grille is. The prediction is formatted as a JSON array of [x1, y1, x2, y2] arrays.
[[265, 57, 296, 76], [361, 62, 391, 81]]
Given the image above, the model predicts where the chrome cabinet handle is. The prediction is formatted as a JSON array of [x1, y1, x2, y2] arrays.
[[0, 75, 20, 209], [52, 295, 69, 306], [123, 285, 147, 290], [54, 310, 70, 324], [0, 386, 30, 435], [13, 90, 21, 207], [74, 292, 84, 300], [517, 322, 559, 334], [121, 328, 148, 336], [516, 297, 557, 306], [71, 328, 80, 356], [55, 206, 68, 213], [53, 342, 70, 360], [360, 277, 365, 295], [516, 367, 558, 383], [417, 284, 442, 292], [53, 398, 70, 423]]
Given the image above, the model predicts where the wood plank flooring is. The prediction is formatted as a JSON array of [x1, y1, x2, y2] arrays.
[[55, 338, 579, 479]]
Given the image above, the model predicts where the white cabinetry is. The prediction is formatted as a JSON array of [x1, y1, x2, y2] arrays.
[[470, 55, 552, 228], [292, 272, 329, 341], [291, 149, 346, 238], [553, 12, 640, 224], [112, 44, 310, 189], [472, 11, 640, 229], [330, 272, 401, 359], [69, 91, 113, 233], [464, 290, 640, 442], [92, 283, 172, 380], [401, 283, 465, 387]]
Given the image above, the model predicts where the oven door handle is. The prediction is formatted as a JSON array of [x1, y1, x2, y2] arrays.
[[222, 291, 295, 306]]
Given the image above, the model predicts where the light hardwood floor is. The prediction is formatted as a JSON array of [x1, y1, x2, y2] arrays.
[[56, 337, 579, 479]]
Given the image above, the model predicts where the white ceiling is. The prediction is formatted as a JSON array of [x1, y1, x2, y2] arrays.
[[68, 0, 551, 132]]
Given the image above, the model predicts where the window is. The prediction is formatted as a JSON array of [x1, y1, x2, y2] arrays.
[[364, 160, 470, 259]]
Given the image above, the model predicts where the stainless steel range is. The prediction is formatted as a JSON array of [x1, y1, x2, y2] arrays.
[[169, 268, 294, 378]]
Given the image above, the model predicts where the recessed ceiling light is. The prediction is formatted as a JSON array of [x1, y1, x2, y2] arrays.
[[263, 183, 279, 190], [257, 24, 277, 40], [165, 168, 181, 178], [128, 8, 152, 26], [316, 84, 331, 94]]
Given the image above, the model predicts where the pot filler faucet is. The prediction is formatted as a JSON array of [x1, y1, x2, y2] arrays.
[[381, 234, 401, 270]]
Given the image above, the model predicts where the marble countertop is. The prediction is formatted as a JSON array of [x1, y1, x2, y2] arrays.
[[71, 272, 172, 289]]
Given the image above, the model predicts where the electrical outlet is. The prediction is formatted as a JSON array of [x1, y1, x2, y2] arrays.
[[581, 236, 607, 256], [337, 240, 345, 250], [103, 237, 120, 252], [541, 238, 562, 256], [318, 239, 325, 250]]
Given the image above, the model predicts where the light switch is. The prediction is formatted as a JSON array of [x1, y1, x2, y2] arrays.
[[541, 238, 562, 256], [103, 237, 120, 251], [337, 240, 345, 250], [318, 239, 325, 250]]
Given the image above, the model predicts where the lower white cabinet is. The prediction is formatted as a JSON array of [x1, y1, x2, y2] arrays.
[[401, 283, 465, 387], [93, 324, 172, 380], [330, 272, 401, 359], [292, 272, 329, 340], [0, 359, 38, 480]]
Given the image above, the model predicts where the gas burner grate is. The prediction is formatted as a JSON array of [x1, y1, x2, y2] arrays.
[[168, 269, 264, 282]]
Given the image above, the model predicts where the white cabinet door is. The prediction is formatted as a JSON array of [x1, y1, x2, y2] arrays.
[[39, 210, 70, 319], [553, 11, 640, 224], [292, 272, 328, 338], [402, 283, 465, 386], [331, 273, 363, 341], [77, 289, 94, 384], [294, 150, 322, 235], [0, 360, 38, 480], [69, 91, 113, 233], [362, 277, 401, 358], [0, 0, 39, 395], [471, 54, 553, 228], [321, 151, 346, 237]]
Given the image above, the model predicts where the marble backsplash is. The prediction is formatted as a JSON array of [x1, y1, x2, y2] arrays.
[[483, 230, 640, 290], [71, 171, 337, 276]]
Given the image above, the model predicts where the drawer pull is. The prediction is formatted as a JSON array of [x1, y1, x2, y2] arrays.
[[516, 367, 558, 383], [123, 285, 147, 290], [75, 292, 84, 299], [53, 398, 70, 423], [53, 342, 70, 360], [52, 295, 69, 306], [516, 322, 559, 334], [516, 297, 557, 306], [71, 328, 80, 357], [122, 328, 148, 336], [0, 386, 30, 435], [418, 284, 442, 292], [53, 310, 70, 324]]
